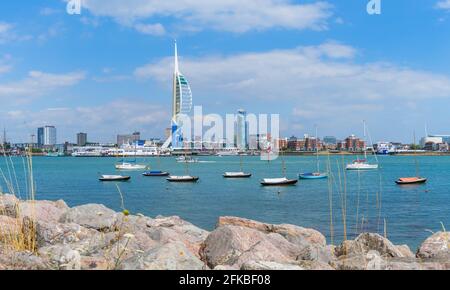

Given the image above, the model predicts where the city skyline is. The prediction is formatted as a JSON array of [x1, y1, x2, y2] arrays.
[[1, 1, 450, 143]]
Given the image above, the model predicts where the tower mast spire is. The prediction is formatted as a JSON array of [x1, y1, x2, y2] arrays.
[[174, 40, 179, 74]]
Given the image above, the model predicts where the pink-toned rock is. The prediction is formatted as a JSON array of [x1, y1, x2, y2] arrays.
[[147, 216, 209, 259], [396, 245, 415, 258], [0, 194, 19, 217], [217, 216, 326, 247], [18, 200, 68, 223], [35, 221, 98, 247], [80, 256, 110, 270], [335, 233, 407, 258], [218, 216, 273, 232], [201, 225, 302, 268], [416, 232, 449, 260]]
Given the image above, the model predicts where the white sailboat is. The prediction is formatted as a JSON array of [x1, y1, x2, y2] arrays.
[[223, 155, 252, 178], [115, 141, 149, 170], [299, 126, 328, 179], [261, 148, 298, 186], [346, 121, 379, 171]]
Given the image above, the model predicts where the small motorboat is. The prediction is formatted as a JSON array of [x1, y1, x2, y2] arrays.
[[115, 163, 149, 170], [142, 171, 170, 177], [223, 172, 252, 178], [261, 178, 298, 186], [166, 176, 200, 183], [299, 172, 328, 180], [395, 177, 427, 185], [99, 175, 131, 182]]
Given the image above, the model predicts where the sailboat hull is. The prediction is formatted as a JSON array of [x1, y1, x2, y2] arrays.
[[346, 164, 378, 170], [396, 177, 427, 185], [223, 172, 252, 178], [299, 173, 328, 179], [261, 178, 298, 186], [143, 171, 170, 177], [167, 176, 199, 183]]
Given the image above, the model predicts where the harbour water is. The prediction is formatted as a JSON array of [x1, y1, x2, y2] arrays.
[[1, 155, 449, 250]]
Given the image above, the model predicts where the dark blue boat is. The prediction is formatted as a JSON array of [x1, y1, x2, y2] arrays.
[[143, 171, 170, 177]]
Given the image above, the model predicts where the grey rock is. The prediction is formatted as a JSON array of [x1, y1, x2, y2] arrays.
[[201, 225, 300, 269], [38, 245, 81, 270], [241, 261, 304, 270], [18, 200, 68, 223], [335, 233, 407, 258], [217, 216, 326, 247], [296, 244, 336, 264], [36, 221, 97, 247], [120, 241, 205, 270], [416, 232, 449, 260], [59, 204, 118, 231], [0, 194, 19, 217]]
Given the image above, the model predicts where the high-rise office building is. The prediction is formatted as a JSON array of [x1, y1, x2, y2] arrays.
[[77, 133, 87, 146], [44, 126, 57, 146], [37, 126, 56, 147], [37, 127, 44, 147], [236, 109, 248, 150]]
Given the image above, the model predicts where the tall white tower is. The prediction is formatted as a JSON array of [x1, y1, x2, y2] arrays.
[[171, 41, 193, 149]]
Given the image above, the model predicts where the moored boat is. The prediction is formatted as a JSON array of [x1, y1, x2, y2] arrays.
[[223, 172, 252, 178], [99, 175, 131, 182], [143, 171, 170, 177], [261, 178, 298, 186], [166, 176, 199, 183], [395, 132, 427, 185], [395, 177, 427, 185], [346, 160, 379, 171], [115, 163, 149, 170], [299, 126, 328, 179], [299, 172, 328, 179]]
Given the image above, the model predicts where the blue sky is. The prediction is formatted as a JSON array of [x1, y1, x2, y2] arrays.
[[1, 0, 450, 143]]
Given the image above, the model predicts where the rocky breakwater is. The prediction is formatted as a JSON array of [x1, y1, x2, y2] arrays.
[[0, 194, 449, 270]]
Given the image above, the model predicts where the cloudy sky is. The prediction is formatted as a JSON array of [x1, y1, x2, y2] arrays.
[[1, 0, 450, 143]]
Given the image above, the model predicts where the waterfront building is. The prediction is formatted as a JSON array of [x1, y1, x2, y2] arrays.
[[235, 109, 248, 150], [77, 133, 87, 147], [171, 41, 193, 149], [323, 136, 337, 145], [338, 135, 365, 152], [276, 138, 288, 150], [117, 132, 140, 146], [37, 127, 44, 147], [37, 126, 56, 147]]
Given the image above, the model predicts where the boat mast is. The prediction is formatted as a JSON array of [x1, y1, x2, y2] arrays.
[[281, 149, 287, 177], [413, 131, 419, 177], [315, 125, 320, 173], [363, 120, 368, 161], [240, 154, 244, 172]]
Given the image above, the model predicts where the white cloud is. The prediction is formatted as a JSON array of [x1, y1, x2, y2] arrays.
[[0, 70, 86, 104], [80, 0, 333, 33], [5, 101, 170, 142], [0, 22, 14, 43], [0, 54, 12, 74], [436, 0, 450, 9], [135, 42, 450, 103], [134, 42, 450, 138], [133, 23, 166, 36]]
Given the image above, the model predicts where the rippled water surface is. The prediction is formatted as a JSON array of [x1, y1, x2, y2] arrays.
[[1, 155, 449, 249]]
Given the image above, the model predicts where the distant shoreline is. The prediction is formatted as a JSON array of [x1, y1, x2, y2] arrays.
[[23, 152, 450, 157]]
